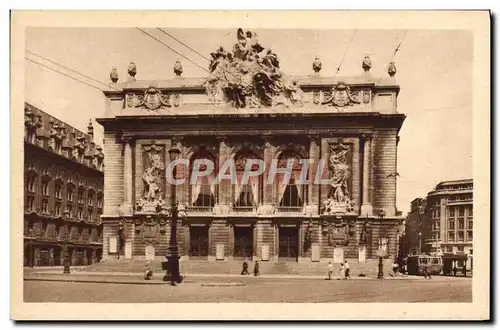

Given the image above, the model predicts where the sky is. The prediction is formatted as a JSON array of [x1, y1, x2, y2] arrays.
[[25, 28, 473, 213]]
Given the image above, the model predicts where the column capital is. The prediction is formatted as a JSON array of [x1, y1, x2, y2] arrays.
[[121, 136, 135, 145], [307, 133, 321, 144], [361, 133, 374, 142]]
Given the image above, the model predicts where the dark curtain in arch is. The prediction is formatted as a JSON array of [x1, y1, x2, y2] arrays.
[[190, 151, 217, 207], [234, 150, 261, 207], [276, 151, 304, 207]]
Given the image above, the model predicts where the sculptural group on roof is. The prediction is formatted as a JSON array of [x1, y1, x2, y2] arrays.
[[205, 28, 303, 108]]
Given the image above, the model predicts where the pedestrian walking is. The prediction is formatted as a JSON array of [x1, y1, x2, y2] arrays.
[[344, 260, 351, 279], [338, 263, 344, 280], [462, 263, 467, 277], [423, 265, 432, 279], [143, 261, 153, 280], [253, 260, 260, 276], [327, 261, 334, 280], [392, 261, 399, 277], [241, 259, 249, 275]]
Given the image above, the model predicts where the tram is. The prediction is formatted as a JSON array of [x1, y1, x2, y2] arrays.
[[406, 254, 443, 276]]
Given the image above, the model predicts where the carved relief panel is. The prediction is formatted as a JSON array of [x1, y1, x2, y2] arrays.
[[320, 137, 360, 215], [135, 141, 166, 213]]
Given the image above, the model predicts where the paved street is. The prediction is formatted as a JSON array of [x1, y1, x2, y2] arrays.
[[24, 275, 472, 303]]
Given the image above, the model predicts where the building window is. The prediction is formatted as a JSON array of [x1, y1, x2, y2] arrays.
[[448, 220, 455, 230], [88, 192, 94, 206], [77, 189, 85, 205], [458, 219, 464, 230], [448, 208, 455, 218], [67, 186, 74, 202], [279, 178, 304, 207], [77, 207, 83, 220], [88, 208, 93, 221], [42, 180, 49, 196], [467, 230, 473, 241], [458, 231, 464, 242], [41, 199, 48, 214], [470, 249, 473, 255], [55, 183, 62, 199], [458, 206, 465, 217], [468, 206, 473, 217], [448, 232, 455, 241], [457, 246, 464, 252], [26, 196, 35, 211], [27, 176, 36, 193], [446, 246, 453, 252], [235, 184, 255, 207], [190, 152, 217, 208], [55, 202, 61, 216], [467, 221, 473, 230], [97, 195, 103, 208], [66, 205, 73, 219]]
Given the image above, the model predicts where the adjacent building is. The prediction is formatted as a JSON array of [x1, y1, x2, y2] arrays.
[[97, 30, 405, 270], [24, 103, 104, 267], [402, 179, 473, 270]]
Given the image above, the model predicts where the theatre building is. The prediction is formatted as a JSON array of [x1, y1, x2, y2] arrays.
[[24, 103, 104, 267], [97, 30, 405, 271]]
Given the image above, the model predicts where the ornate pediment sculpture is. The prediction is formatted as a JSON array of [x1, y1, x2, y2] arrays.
[[205, 28, 304, 109], [322, 81, 360, 108]]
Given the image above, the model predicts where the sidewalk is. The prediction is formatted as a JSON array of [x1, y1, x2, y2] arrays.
[[24, 269, 424, 284]]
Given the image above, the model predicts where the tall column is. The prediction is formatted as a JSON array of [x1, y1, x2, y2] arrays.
[[306, 135, 320, 215], [260, 137, 275, 215], [121, 137, 133, 215], [361, 134, 373, 216], [215, 136, 230, 214]]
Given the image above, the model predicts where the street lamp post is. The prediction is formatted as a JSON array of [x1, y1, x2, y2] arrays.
[[63, 243, 70, 274], [377, 210, 386, 279], [163, 148, 184, 286], [418, 232, 422, 254]]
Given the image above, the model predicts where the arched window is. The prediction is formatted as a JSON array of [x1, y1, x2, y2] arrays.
[[276, 152, 305, 209], [233, 150, 261, 209], [189, 150, 216, 208]]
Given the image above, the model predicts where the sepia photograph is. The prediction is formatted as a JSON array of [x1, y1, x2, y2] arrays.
[[10, 10, 490, 320]]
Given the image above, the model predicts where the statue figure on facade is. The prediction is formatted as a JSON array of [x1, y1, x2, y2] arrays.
[[322, 142, 356, 215], [362, 55, 372, 72], [205, 28, 303, 108], [110, 67, 119, 83], [312, 56, 322, 75], [142, 152, 165, 202], [173, 59, 183, 77], [388, 61, 397, 77], [128, 61, 137, 80]]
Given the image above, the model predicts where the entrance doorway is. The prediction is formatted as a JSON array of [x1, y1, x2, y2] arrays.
[[190, 226, 209, 258], [234, 227, 253, 259], [279, 227, 299, 260]]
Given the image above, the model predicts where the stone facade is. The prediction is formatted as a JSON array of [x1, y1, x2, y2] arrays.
[[24, 103, 104, 267], [97, 30, 405, 265]]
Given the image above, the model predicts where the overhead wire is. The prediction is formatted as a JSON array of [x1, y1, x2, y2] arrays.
[[136, 27, 211, 74], [157, 28, 211, 62], [334, 29, 358, 77], [26, 57, 106, 92], [26, 50, 120, 91]]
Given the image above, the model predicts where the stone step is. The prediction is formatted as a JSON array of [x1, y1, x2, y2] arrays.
[[83, 258, 395, 277]]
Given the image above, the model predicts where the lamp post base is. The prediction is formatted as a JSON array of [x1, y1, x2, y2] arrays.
[[377, 257, 384, 279], [164, 253, 182, 285]]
